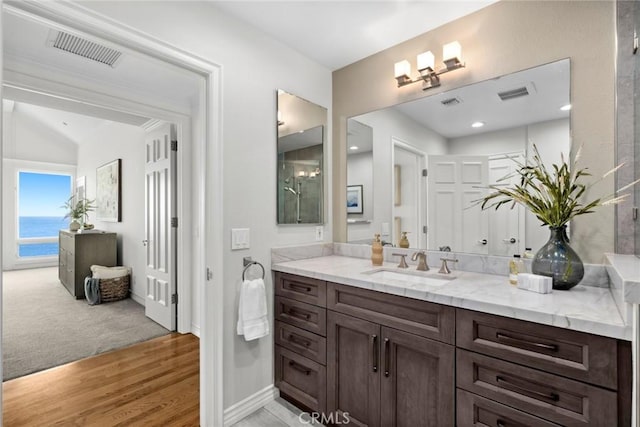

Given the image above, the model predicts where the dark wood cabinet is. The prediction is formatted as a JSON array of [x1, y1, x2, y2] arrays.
[[380, 326, 454, 427], [326, 310, 455, 427], [58, 230, 117, 299], [274, 273, 327, 414], [274, 272, 631, 426], [327, 311, 381, 427]]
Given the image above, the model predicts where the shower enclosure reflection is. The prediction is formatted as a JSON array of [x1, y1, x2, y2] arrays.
[[276, 90, 327, 224]]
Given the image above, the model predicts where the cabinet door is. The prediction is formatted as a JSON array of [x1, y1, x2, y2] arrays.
[[327, 311, 380, 427], [380, 326, 454, 427]]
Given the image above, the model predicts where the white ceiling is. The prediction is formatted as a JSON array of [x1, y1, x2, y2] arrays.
[[2, 1, 499, 143], [210, 1, 498, 70], [348, 59, 570, 147]]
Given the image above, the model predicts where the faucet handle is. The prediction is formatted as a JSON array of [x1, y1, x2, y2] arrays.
[[439, 257, 458, 274], [392, 253, 409, 269]]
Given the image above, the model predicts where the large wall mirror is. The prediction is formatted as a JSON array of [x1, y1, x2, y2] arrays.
[[277, 90, 327, 224], [346, 59, 570, 256]]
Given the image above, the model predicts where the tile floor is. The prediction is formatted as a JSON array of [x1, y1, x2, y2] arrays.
[[232, 397, 324, 426]]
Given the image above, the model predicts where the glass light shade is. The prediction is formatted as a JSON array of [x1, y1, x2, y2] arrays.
[[417, 51, 435, 71], [443, 41, 462, 62], [394, 60, 411, 78]]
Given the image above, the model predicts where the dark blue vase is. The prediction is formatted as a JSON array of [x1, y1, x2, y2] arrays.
[[531, 226, 584, 290]]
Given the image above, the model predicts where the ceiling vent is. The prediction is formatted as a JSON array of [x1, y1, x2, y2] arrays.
[[49, 31, 122, 67], [498, 86, 529, 101], [440, 97, 462, 107]]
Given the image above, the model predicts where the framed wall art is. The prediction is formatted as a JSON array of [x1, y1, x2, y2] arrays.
[[96, 159, 122, 222], [347, 185, 363, 214]]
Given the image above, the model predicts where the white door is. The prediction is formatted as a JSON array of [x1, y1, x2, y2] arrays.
[[144, 123, 177, 330], [392, 142, 426, 248], [488, 154, 525, 257], [427, 155, 488, 253]]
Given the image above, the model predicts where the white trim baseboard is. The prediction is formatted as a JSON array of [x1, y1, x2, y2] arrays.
[[191, 323, 201, 338], [223, 384, 278, 427]]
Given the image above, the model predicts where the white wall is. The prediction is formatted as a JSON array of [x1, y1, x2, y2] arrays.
[[79, 0, 333, 409], [346, 151, 373, 243], [76, 121, 146, 302], [2, 109, 77, 270], [348, 108, 447, 243], [448, 126, 526, 156]]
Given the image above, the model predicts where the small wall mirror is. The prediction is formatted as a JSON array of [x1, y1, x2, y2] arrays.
[[346, 59, 570, 256], [277, 90, 327, 224]]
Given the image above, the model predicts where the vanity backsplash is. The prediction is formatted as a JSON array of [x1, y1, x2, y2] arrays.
[[271, 242, 610, 288]]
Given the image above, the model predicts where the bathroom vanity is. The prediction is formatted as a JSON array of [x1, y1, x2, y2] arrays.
[[272, 254, 631, 426]]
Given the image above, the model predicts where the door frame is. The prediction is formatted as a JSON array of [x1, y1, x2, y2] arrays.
[[390, 138, 427, 249], [0, 2, 224, 425]]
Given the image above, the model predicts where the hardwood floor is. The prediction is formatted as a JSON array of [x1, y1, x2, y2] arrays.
[[3, 333, 199, 426]]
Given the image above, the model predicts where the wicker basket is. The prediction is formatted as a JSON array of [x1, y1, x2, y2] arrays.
[[99, 275, 130, 302]]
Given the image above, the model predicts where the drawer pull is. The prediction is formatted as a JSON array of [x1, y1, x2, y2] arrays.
[[288, 360, 311, 375], [287, 309, 311, 321], [288, 334, 311, 347], [288, 283, 312, 293], [384, 338, 390, 377], [496, 376, 559, 402], [372, 335, 378, 372], [496, 333, 558, 352]]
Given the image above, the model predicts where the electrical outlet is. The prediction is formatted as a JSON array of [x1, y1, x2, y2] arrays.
[[315, 226, 324, 241]]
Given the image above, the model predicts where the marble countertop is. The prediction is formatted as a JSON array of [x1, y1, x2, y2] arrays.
[[272, 255, 630, 341], [605, 253, 640, 305]]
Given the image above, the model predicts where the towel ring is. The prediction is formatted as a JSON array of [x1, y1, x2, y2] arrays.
[[242, 261, 265, 281]]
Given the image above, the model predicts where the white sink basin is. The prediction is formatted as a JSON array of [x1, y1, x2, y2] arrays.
[[361, 267, 455, 287]]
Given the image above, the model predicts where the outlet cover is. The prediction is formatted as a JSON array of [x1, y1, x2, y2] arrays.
[[231, 228, 250, 250], [315, 226, 324, 241]]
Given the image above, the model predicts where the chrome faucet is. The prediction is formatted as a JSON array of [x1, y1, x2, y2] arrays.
[[411, 251, 429, 271]]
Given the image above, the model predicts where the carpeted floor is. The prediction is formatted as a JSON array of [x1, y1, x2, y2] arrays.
[[2, 267, 169, 380]]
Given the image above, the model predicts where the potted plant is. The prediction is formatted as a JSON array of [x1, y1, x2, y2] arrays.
[[63, 196, 95, 232], [478, 145, 638, 290]]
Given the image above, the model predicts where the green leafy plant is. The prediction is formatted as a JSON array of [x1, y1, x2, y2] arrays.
[[62, 196, 95, 223], [478, 145, 638, 227]]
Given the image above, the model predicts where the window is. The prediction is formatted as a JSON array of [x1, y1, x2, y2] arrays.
[[17, 171, 72, 258]]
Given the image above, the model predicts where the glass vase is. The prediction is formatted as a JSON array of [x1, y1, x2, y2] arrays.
[[531, 226, 584, 290]]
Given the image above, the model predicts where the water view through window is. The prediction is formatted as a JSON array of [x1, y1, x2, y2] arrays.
[[18, 172, 71, 257]]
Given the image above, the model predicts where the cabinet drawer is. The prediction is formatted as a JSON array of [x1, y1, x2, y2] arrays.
[[457, 349, 617, 426], [275, 272, 326, 307], [275, 321, 326, 365], [456, 308, 618, 389], [59, 232, 74, 252], [327, 282, 454, 344], [457, 389, 561, 427], [275, 345, 326, 414], [275, 296, 326, 336]]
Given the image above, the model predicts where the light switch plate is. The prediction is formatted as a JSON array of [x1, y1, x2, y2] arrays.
[[381, 222, 390, 235], [231, 228, 250, 250], [315, 226, 324, 241]]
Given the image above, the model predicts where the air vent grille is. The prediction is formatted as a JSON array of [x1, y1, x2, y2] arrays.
[[52, 32, 122, 67], [498, 87, 529, 101], [441, 97, 462, 107]]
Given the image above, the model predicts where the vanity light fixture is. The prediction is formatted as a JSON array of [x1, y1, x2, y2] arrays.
[[394, 40, 465, 91], [471, 121, 485, 128], [560, 104, 571, 111]]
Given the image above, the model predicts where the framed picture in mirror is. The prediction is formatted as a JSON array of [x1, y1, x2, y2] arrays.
[[347, 185, 364, 214]]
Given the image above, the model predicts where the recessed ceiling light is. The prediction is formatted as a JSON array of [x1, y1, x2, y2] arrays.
[[471, 121, 485, 128], [560, 104, 571, 111], [349, 145, 359, 150]]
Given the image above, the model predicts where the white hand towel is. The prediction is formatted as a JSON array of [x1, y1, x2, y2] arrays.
[[237, 278, 270, 341]]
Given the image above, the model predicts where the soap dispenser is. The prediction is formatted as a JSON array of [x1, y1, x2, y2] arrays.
[[509, 254, 524, 285], [371, 234, 383, 266], [399, 231, 410, 248]]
